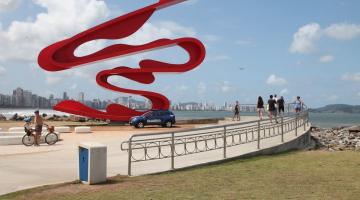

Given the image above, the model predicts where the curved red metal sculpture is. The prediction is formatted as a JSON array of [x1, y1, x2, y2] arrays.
[[38, 0, 206, 121]]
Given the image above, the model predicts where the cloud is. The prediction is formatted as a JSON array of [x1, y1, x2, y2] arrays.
[[328, 94, 339, 101], [0, 0, 198, 76], [290, 22, 360, 54], [0, 0, 20, 12], [70, 83, 77, 90], [182, 0, 198, 5], [203, 34, 220, 42], [0, 0, 198, 81], [342, 73, 360, 82], [266, 74, 287, 86], [235, 39, 254, 46], [154, 21, 196, 37], [358, 92, 360, 97], [324, 23, 360, 40], [0, 66, 6, 75], [197, 82, 206, 94], [207, 54, 230, 62], [280, 88, 288, 96], [319, 55, 334, 63], [220, 81, 235, 93], [0, 0, 109, 62], [296, 60, 304, 65], [75, 39, 107, 57], [66, 21, 198, 58], [178, 85, 188, 91], [290, 23, 321, 54], [46, 76, 62, 85]]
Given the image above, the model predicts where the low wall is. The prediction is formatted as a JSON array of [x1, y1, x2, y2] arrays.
[[108, 118, 224, 126], [0, 133, 61, 145], [238, 130, 313, 159], [176, 118, 223, 125], [148, 128, 313, 176]]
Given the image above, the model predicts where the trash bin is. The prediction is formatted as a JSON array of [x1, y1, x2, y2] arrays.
[[78, 142, 107, 184]]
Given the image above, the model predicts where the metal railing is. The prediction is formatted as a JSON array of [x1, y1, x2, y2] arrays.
[[121, 106, 309, 176], [237, 103, 298, 113]]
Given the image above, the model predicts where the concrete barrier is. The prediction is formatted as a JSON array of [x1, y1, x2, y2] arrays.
[[0, 132, 24, 137], [233, 130, 312, 160], [0, 135, 48, 145], [75, 126, 91, 133], [8, 127, 25, 132], [55, 126, 71, 133], [0, 132, 60, 145], [0, 136, 23, 145], [177, 118, 223, 125]]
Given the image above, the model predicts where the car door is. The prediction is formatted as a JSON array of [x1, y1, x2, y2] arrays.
[[147, 111, 161, 125]]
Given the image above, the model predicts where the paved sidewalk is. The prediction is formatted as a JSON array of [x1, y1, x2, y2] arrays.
[[0, 116, 309, 195]]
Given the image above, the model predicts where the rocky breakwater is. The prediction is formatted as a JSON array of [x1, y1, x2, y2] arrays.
[[311, 126, 360, 151]]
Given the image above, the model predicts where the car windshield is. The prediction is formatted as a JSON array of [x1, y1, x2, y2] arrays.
[[142, 111, 153, 118]]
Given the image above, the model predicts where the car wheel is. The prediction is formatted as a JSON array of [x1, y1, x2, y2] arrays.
[[165, 121, 172, 128], [137, 122, 145, 128]]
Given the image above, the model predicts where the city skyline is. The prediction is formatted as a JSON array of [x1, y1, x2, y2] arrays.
[[1, 0, 360, 107], [0, 87, 238, 111]]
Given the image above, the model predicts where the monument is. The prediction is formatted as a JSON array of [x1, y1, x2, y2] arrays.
[[38, 0, 206, 121]]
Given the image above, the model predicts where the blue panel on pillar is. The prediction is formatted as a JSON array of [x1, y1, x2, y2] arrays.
[[79, 148, 89, 181]]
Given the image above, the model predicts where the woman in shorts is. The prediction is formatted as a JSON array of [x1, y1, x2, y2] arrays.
[[294, 96, 304, 113], [257, 96, 264, 120]]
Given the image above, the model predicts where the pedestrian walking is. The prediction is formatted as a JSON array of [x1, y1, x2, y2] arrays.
[[257, 96, 264, 120], [233, 101, 240, 121], [274, 94, 278, 110], [268, 95, 278, 123], [294, 96, 305, 113], [277, 96, 285, 116]]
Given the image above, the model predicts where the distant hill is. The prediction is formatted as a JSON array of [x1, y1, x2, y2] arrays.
[[309, 104, 360, 113]]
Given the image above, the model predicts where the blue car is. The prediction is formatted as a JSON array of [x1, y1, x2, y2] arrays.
[[129, 110, 176, 128]]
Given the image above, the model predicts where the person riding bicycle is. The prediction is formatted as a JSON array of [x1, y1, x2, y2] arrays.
[[22, 115, 58, 146]]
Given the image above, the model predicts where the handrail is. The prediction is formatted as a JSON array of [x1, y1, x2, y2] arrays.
[[123, 110, 299, 141], [121, 107, 310, 176]]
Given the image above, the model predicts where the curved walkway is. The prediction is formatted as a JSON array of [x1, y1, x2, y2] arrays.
[[122, 112, 311, 175], [0, 115, 310, 195]]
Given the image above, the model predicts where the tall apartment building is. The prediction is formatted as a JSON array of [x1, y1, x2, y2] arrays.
[[78, 92, 85, 103]]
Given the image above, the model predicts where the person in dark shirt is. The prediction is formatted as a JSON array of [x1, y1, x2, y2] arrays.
[[257, 96, 264, 120], [233, 101, 240, 121], [268, 95, 278, 123], [277, 96, 285, 116]]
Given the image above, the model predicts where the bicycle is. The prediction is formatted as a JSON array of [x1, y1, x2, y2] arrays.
[[22, 124, 59, 146]]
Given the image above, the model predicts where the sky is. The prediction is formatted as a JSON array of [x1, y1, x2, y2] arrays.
[[0, 0, 360, 108]]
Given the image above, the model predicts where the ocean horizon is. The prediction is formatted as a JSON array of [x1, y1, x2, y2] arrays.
[[1, 108, 359, 128]]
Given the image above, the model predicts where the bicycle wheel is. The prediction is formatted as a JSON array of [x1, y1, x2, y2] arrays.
[[45, 133, 58, 145], [22, 135, 35, 146]]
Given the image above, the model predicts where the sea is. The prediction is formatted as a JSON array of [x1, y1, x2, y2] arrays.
[[1, 108, 359, 128]]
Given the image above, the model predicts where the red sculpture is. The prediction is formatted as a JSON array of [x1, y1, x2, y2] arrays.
[[38, 0, 206, 121]]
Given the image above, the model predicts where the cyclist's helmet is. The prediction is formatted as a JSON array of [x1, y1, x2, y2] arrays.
[[24, 117, 32, 123]]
